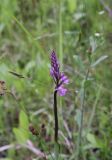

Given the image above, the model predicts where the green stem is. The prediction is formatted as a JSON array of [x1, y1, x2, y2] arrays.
[[59, 0, 63, 67], [77, 68, 89, 160]]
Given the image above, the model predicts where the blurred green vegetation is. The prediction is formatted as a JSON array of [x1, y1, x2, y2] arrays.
[[0, 0, 112, 159]]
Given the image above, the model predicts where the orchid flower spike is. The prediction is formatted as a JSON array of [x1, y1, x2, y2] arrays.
[[50, 51, 69, 96]]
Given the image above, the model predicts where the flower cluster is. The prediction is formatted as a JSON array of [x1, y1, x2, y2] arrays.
[[50, 51, 69, 96]]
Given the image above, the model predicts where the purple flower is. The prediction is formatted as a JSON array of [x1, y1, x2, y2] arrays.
[[57, 85, 67, 96], [50, 51, 69, 96]]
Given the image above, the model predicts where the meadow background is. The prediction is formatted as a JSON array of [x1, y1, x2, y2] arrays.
[[0, 0, 112, 160]]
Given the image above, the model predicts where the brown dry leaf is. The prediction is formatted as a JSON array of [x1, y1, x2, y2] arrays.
[[0, 81, 7, 96]]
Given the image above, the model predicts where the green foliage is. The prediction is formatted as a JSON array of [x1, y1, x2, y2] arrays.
[[0, 0, 18, 32], [86, 133, 104, 149], [0, 0, 112, 159], [19, 110, 29, 130], [67, 0, 77, 13], [13, 110, 29, 144]]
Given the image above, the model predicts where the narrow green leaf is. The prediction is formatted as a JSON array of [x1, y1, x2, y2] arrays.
[[19, 110, 29, 130], [91, 55, 108, 67], [75, 109, 81, 128]]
